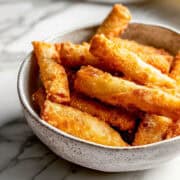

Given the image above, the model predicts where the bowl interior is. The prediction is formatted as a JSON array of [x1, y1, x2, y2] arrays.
[[19, 23, 180, 149]]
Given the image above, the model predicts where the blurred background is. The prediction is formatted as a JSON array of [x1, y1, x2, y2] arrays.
[[0, 0, 179, 179]]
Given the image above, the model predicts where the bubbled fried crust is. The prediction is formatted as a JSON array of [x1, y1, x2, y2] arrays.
[[96, 4, 131, 37], [32, 41, 70, 104], [42, 100, 128, 147], [90, 35, 176, 88], [74, 66, 180, 120], [32, 41, 60, 63], [32, 88, 46, 114], [111, 38, 173, 73], [133, 114, 172, 145], [60, 39, 173, 74], [170, 51, 180, 83], [166, 119, 180, 138], [60, 42, 99, 67], [70, 92, 136, 131]]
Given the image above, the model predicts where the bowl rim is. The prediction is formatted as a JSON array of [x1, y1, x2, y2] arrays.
[[17, 22, 180, 150]]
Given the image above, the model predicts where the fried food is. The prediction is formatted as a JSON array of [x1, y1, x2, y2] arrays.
[[32, 87, 46, 114], [166, 52, 180, 138], [112, 38, 173, 73], [32, 41, 70, 104], [133, 114, 172, 145], [60, 42, 99, 68], [166, 119, 180, 138], [90, 34, 176, 88], [32, 41, 60, 62], [70, 92, 136, 131], [96, 4, 131, 37], [42, 100, 128, 147], [170, 51, 180, 83], [31, 4, 180, 147], [60, 40, 172, 74], [74, 66, 180, 119]]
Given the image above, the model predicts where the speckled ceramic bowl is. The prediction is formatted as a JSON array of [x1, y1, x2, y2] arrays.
[[17, 23, 180, 172]]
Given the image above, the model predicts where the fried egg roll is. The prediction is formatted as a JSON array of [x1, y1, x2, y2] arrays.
[[32, 87, 46, 114], [90, 35, 176, 88], [96, 4, 131, 37], [133, 114, 172, 145], [60, 40, 172, 74], [166, 119, 180, 138], [32, 41, 70, 104], [42, 100, 128, 147], [60, 42, 99, 68], [112, 38, 173, 73], [74, 66, 180, 119], [166, 52, 180, 138], [70, 92, 136, 131], [170, 51, 180, 83]]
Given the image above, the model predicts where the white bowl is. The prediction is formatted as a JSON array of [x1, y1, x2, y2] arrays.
[[17, 23, 180, 172]]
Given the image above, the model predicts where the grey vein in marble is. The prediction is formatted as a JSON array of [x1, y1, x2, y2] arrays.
[[0, 118, 78, 180]]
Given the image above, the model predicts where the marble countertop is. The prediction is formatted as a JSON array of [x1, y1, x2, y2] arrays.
[[0, 0, 180, 179]]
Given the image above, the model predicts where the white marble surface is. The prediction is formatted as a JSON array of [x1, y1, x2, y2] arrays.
[[0, 0, 180, 179]]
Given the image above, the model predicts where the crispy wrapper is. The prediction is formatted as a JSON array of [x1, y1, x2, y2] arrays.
[[133, 114, 172, 145], [42, 100, 128, 147], [112, 38, 173, 73], [60, 42, 99, 68], [32, 41, 70, 104], [74, 66, 180, 119], [32, 87, 46, 114], [70, 92, 136, 131], [90, 35, 176, 88], [166, 52, 180, 138], [166, 119, 180, 138], [170, 51, 180, 83], [60, 40, 172, 74], [96, 4, 131, 37]]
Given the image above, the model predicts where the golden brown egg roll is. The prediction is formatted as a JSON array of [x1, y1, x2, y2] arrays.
[[165, 52, 180, 138], [96, 4, 131, 37], [90, 35, 176, 88], [170, 51, 180, 83], [60, 42, 99, 68], [70, 92, 136, 131], [166, 119, 180, 138], [60, 40, 172, 74], [133, 114, 172, 145], [32, 41, 70, 104], [42, 100, 128, 147], [112, 38, 173, 73], [32, 87, 46, 114], [74, 66, 180, 119]]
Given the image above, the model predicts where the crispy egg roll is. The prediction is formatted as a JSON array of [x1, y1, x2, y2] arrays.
[[60, 42, 99, 68], [96, 4, 131, 37], [32, 41, 60, 62], [32, 41, 70, 104], [42, 100, 128, 147], [170, 51, 180, 83], [90, 35, 176, 88], [112, 38, 173, 73], [133, 114, 172, 145], [32, 87, 46, 114], [166, 52, 180, 138], [70, 92, 136, 131], [166, 119, 180, 138], [74, 66, 180, 119], [60, 40, 172, 74]]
